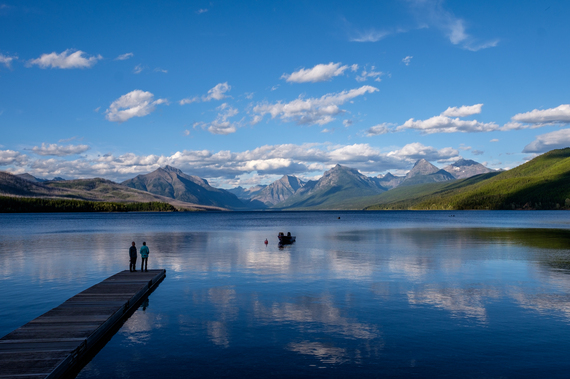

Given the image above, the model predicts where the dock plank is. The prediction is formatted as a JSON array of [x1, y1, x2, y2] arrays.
[[0, 269, 165, 379]]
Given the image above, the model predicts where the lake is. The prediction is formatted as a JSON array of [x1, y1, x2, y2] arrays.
[[1, 211, 570, 378]]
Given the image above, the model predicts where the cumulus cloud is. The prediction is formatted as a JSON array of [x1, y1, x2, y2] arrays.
[[31, 143, 89, 157], [0, 150, 27, 166], [511, 104, 570, 125], [387, 142, 460, 162], [523, 129, 570, 153], [407, 0, 498, 51], [203, 82, 231, 101], [398, 115, 498, 134], [105, 90, 167, 123], [281, 62, 351, 83], [115, 52, 133, 60], [196, 8, 208, 14], [252, 85, 378, 126], [197, 103, 240, 135], [0, 52, 17, 69], [472, 150, 484, 155], [366, 123, 392, 136], [402, 56, 413, 66], [441, 103, 483, 117], [397, 103, 499, 134], [28, 49, 102, 69]]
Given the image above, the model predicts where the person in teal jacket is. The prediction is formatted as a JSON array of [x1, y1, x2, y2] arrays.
[[140, 241, 149, 272]]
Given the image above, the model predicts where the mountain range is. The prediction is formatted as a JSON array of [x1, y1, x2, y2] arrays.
[[1, 156, 506, 211]]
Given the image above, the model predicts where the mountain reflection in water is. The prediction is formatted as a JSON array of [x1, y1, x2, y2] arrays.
[[1, 211, 570, 378]]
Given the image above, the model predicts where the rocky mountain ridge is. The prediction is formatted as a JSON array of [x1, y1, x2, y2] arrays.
[[121, 165, 244, 209]]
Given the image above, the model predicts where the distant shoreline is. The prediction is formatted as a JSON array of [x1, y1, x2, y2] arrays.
[[0, 196, 178, 213]]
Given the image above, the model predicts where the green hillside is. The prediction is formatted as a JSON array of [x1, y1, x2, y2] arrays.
[[366, 148, 570, 210]]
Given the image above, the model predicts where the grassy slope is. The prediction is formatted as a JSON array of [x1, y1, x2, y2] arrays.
[[366, 148, 570, 210]]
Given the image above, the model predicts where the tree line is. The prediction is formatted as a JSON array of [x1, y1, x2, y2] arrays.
[[0, 196, 177, 213]]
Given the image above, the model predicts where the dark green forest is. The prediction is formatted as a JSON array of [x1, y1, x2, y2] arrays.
[[0, 196, 177, 213]]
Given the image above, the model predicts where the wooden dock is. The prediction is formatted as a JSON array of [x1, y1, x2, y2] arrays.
[[0, 269, 166, 379]]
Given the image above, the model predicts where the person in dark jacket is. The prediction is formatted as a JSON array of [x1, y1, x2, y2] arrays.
[[129, 241, 137, 272]]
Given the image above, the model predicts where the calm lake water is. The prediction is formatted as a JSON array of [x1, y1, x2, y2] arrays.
[[2, 211, 570, 378]]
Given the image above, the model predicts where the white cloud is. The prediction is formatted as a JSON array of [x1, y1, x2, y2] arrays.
[[472, 150, 484, 155], [523, 129, 570, 153], [281, 62, 351, 83], [397, 103, 499, 134], [490, 139, 499, 142], [511, 104, 570, 125], [366, 123, 392, 136], [408, 0, 498, 51], [179, 97, 199, 105], [197, 103, 240, 135], [154, 67, 168, 73], [441, 103, 483, 117], [402, 56, 413, 66], [28, 49, 102, 69], [388, 142, 460, 162], [350, 29, 392, 42], [203, 82, 231, 101], [0, 150, 27, 166], [115, 52, 133, 61], [0, 53, 17, 68], [196, 8, 208, 14], [252, 85, 378, 126], [465, 39, 500, 52], [105, 90, 167, 123], [355, 66, 383, 82], [31, 143, 89, 156], [343, 119, 353, 127], [500, 121, 527, 131], [398, 115, 498, 134], [133, 64, 144, 74]]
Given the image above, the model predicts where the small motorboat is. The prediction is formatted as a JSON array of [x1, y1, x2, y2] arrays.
[[278, 232, 296, 244]]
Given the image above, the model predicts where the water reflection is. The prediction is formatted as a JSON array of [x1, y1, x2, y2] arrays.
[[287, 341, 348, 364], [407, 285, 501, 323], [252, 294, 379, 340], [3, 213, 570, 377]]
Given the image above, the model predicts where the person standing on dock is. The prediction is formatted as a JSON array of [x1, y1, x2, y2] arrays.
[[140, 241, 149, 272], [129, 241, 137, 272]]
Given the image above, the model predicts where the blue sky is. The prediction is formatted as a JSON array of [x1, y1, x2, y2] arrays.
[[1, 0, 570, 188]]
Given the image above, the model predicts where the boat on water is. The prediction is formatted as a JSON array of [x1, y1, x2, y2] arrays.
[[278, 232, 296, 244]]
